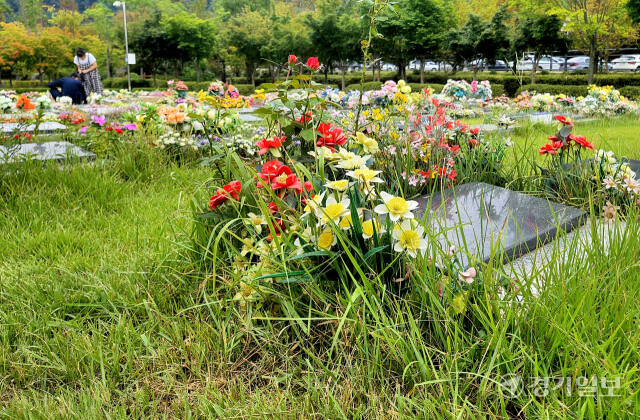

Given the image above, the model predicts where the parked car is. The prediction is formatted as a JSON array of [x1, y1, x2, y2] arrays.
[[566, 56, 590, 71], [487, 60, 509, 71], [537, 56, 564, 71], [408, 60, 439, 71], [380, 62, 398, 71], [611, 55, 640, 72]]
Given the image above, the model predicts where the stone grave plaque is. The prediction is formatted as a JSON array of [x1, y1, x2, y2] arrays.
[[414, 182, 587, 267], [623, 158, 640, 175], [0, 141, 95, 164], [0, 121, 67, 134], [238, 113, 262, 123]]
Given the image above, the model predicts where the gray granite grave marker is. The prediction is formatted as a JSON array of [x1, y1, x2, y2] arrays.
[[0, 141, 95, 164], [414, 182, 587, 267], [0, 121, 67, 134]]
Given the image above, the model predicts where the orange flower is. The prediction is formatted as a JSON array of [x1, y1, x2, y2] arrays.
[[159, 106, 186, 124], [16, 94, 35, 110]]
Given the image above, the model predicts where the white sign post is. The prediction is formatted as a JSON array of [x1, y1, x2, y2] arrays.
[[126, 53, 136, 65]]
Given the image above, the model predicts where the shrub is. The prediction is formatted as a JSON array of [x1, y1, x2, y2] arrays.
[[619, 86, 640, 100], [516, 84, 589, 97]]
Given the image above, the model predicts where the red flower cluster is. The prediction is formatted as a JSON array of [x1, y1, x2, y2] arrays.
[[418, 166, 457, 181], [256, 160, 312, 194], [105, 126, 124, 134], [13, 132, 33, 140], [539, 133, 593, 155], [256, 136, 284, 155], [316, 122, 347, 151], [209, 180, 242, 210], [306, 57, 320, 70]]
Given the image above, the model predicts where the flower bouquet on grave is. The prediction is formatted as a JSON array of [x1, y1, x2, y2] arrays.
[[538, 115, 595, 197], [15, 94, 36, 111], [0, 95, 12, 112], [175, 80, 188, 99]]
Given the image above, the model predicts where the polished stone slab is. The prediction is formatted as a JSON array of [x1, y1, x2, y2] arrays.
[[504, 219, 625, 298], [238, 113, 262, 122], [0, 141, 95, 164], [415, 182, 587, 267], [0, 121, 67, 133]]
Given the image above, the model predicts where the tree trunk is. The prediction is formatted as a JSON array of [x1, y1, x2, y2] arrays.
[[196, 59, 201, 82], [420, 59, 424, 84], [221, 59, 226, 83], [153, 72, 157, 88], [531, 52, 540, 85], [340, 62, 346, 90], [324, 65, 329, 83], [588, 37, 597, 84]]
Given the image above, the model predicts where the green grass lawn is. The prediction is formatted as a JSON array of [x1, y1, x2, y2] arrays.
[[1, 119, 640, 417]]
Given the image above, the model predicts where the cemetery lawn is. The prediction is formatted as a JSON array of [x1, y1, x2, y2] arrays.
[[1, 123, 640, 417]]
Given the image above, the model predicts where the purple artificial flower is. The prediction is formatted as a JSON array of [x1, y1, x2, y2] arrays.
[[91, 115, 106, 126], [122, 123, 137, 131], [79, 125, 88, 135]]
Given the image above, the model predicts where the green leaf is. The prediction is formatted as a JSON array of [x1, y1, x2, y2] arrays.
[[364, 245, 387, 261], [452, 293, 466, 314], [289, 251, 330, 261], [299, 129, 316, 142]]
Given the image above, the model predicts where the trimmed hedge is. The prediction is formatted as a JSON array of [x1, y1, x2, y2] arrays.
[[620, 86, 640, 100], [516, 84, 589, 97]]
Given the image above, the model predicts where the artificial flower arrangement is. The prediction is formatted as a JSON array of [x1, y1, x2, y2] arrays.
[[0, 95, 13, 112], [34, 95, 52, 110], [593, 150, 640, 221], [15, 94, 36, 111], [441, 79, 492, 100], [575, 85, 638, 117], [192, 54, 487, 317]]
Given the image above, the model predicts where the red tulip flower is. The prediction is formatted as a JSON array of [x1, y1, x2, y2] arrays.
[[288, 54, 297, 66]]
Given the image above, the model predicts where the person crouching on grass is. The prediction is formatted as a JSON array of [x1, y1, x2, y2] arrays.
[[74, 47, 103, 97], [48, 73, 87, 105]]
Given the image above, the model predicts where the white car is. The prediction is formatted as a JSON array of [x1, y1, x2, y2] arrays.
[[537, 57, 564, 71], [408, 60, 438, 71], [566, 56, 590, 71], [611, 55, 640, 72]]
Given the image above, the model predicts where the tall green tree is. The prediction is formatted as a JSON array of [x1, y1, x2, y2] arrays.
[[163, 12, 217, 82], [515, 14, 566, 83], [84, 3, 115, 78], [444, 14, 488, 74], [226, 7, 272, 84], [131, 11, 171, 85], [552, 0, 636, 83], [403, 0, 447, 83], [307, 0, 361, 88]]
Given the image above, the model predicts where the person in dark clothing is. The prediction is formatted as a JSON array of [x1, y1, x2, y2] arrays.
[[48, 73, 87, 105]]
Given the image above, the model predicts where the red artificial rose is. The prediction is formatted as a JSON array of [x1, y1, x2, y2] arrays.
[[256, 136, 285, 155], [316, 122, 347, 151], [306, 57, 320, 70], [554, 115, 573, 126], [208, 181, 242, 210], [288, 54, 297, 65], [469, 138, 479, 147], [572, 135, 593, 150], [257, 160, 292, 187], [271, 173, 303, 193], [470, 127, 480, 136], [539, 142, 564, 155]]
